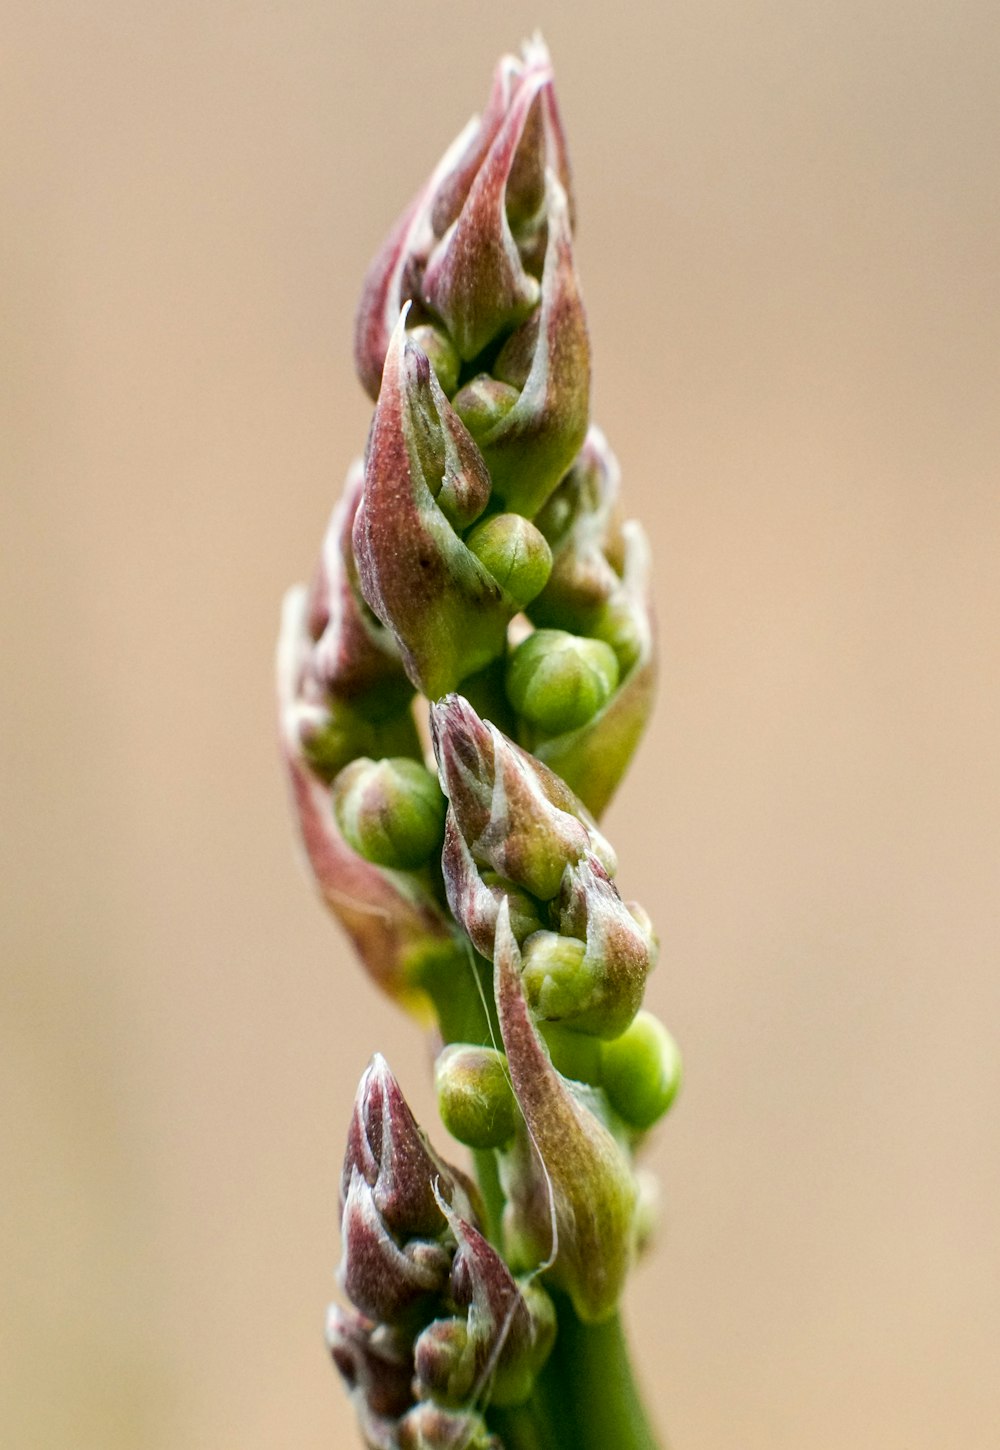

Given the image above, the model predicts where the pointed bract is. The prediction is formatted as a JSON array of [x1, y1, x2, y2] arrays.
[[339, 1167, 453, 1324], [353, 317, 518, 699], [472, 175, 590, 518], [354, 37, 576, 399], [493, 902, 638, 1323], [343, 1054, 480, 1236], [421, 68, 545, 360]]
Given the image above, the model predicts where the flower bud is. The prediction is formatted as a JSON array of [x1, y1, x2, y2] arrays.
[[343, 1054, 480, 1238], [506, 629, 620, 735], [548, 855, 655, 1039], [601, 1010, 682, 1131], [463, 513, 552, 610], [430, 694, 616, 906], [333, 757, 447, 870], [493, 902, 638, 1322], [431, 1203, 557, 1408], [396, 1403, 499, 1450], [339, 1167, 453, 1324], [327, 1306, 414, 1449], [519, 932, 590, 1022], [435, 1044, 519, 1150], [451, 375, 521, 440], [524, 428, 658, 816], [412, 1317, 477, 1405], [353, 315, 524, 699], [420, 67, 546, 361], [533, 518, 656, 817]]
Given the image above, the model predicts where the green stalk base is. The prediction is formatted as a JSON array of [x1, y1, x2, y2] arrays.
[[490, 1294, 662, 1450]]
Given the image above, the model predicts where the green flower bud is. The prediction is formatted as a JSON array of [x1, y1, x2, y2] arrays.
[[452, 375, 521, 441], [435, 1044, 519, 1149], [333, 757, 446, 870], [519, 931, 593, 1023], [464, 513, 553, 609], [406, 321, 461, 396], [506, 629, 620, 734], [280, 589, 457, 1012], [601, 1011, 682, 1131]]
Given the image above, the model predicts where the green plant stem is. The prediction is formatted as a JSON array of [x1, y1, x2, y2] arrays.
[[550, 1296, 662, 1450], [472, 1146, 505, 1244]]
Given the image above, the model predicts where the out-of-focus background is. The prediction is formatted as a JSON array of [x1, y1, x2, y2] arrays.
[[3, 2, 998, 1447]]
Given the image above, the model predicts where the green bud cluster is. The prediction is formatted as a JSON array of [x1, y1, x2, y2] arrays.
[[437, 1012, 681, 1152]]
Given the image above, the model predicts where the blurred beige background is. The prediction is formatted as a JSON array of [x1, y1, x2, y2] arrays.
[[3, 2, 998, 1447]]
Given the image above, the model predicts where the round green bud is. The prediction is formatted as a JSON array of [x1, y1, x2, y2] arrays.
[[435, 1044, 519, 1149], [519, 932, 596, 1025], [407, 321, 461, 396], [506, 630, 620, 734], [451, 374, 520, 442], [464, 513, 553, 609], [601, 1010, 682, 1131], [332, 756, 446, 870]]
